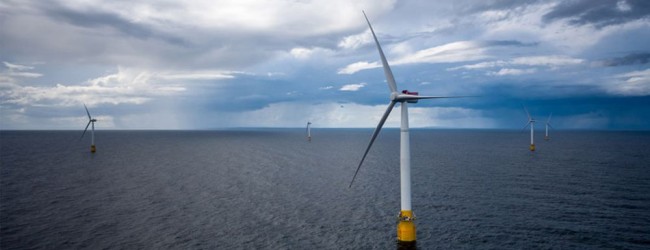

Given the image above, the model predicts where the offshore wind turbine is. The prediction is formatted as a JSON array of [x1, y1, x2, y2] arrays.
[[349, 11, 464, 247], [80, 104, 98, 153], [523, 106, 535, 151], [306, 121, 312, 142], [545, 113, 553, 141]]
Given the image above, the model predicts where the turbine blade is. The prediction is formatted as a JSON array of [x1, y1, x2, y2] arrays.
[[521, 121, 531, 132], [547, 113, 553, 123], [548, 123, 554, 129], [522, 105, 531, 121], [84, 103, 91, 119], [363, 11, 397, 94], [349, 101, 396, 188], [80, 121, 91, 140]]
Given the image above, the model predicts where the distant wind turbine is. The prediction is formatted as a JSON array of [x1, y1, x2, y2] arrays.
[[80, 104, 98, 153], [306, 121, 312, 142], [523, 106, 535, 151], [545, 113, 553, 141], [348, 11, 466, 247]]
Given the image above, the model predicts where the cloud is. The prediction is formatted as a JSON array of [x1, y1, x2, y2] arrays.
[[487, 68, 537, 76], [3, 62, 34, 71], [339, 41, 489, 74], [339, 83, 367, 91], [510, 55, 584, 66], [605, 68, 650, 96], [158, 71, 237, 80], [1, 61, 43, 78], [543, 0, 650, 28], [6, 72, 43, 78], [2, 0, 650, 130], [600, 52, 650, 67], [0, 67, 186, 107], [338, 61, 381, 74], [337, 30, 372, 50], [449, 55, 583, 72], [289, 47, 314, 59], [393, 41, 488, 65]]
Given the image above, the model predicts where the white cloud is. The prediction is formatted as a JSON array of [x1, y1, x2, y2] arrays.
[[319, 85, 334, 90], [510, 55, 583, 67], [2, 61, 42, 78], [450, 55, 583, 72], [616, 0, 632, 12], [158, 71, 237, 80], [339, 82, 366, 91], [448, 61, 508, 71], [338, 30, 372, 49], [605, 68, 650, 96], [394, 41, 487, 65], [0, 67, 186, 107], [290, 47, 314, 59], [487, 68, 537, 76], [3, 62, 34, 71], [338, 61, 381, 74], [7, 72, 43, 78], [339, 41, 488, 74]]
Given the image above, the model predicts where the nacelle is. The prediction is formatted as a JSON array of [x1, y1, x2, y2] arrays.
[[402, 90, 418, 95], [402, 90, 419, 103]]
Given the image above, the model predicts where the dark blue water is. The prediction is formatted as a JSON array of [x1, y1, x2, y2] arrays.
[[1, 129, 649, 249]]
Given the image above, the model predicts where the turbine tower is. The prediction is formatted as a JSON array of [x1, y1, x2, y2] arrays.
[[306, 121, 312, 142], [81, 104, 98, 153], [545, 113, 553, 141], [349, 11, 462, 247], [523, 106, 535, 151]]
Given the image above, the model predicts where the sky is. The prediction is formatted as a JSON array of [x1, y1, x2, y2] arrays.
[[1, 0, 649, 130]]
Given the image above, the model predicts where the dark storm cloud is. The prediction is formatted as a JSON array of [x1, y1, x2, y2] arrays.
[[543, 0, 650, 28], [41, 3, 187, 46], [463, 0, 542, 12], [601, 52, 650, 67]]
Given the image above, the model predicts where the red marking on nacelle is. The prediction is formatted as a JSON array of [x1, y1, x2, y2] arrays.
[[401, 90, 418, 95]]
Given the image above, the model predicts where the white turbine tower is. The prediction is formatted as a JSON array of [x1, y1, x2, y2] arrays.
[[523, 106, 535, 151], [81, 104, 97, 153], [545, 113, 553, 141], [349, 11, 464, 247], [306, 121, 312, 142]]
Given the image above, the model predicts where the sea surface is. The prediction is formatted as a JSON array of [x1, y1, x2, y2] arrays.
[[1, 129, 649, 249]]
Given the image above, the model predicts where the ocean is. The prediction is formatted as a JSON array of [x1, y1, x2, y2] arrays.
[[1, 129, 649, 249]]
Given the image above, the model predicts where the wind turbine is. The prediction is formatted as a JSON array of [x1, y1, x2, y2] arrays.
[[349, 11, 464, 247], [544, 113, 553, 141], [80, 104, 97, 153], [523, 106, 535, 151], [306, 121, 312, 142]]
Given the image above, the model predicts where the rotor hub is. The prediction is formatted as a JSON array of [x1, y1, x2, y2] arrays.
[[390, 92, 399, 101]]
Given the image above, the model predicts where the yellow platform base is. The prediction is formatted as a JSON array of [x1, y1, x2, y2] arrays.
[[529, 144, 535, 151], [397, 210, 416, 246], [90, 145, 96, 153]]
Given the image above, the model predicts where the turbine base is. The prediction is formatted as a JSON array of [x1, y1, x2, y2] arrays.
[[90, 144, 96, 153], [397, 210, 416, 246], [529, 144, 535, 151], [544, 136, 549, 141], [308, 136, 311, 142]]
